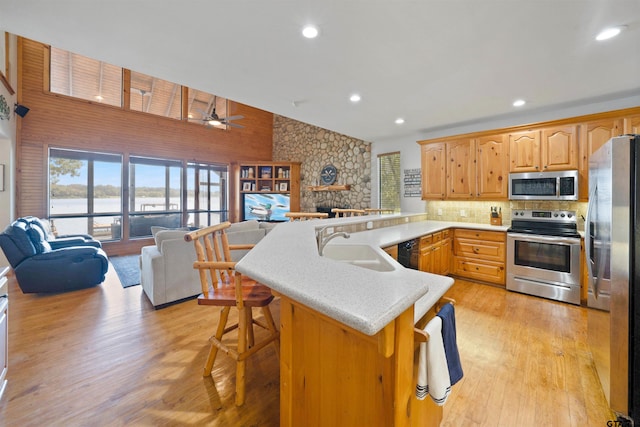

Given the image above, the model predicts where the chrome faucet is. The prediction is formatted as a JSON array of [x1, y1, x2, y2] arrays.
[[317, 226, 351, 255]]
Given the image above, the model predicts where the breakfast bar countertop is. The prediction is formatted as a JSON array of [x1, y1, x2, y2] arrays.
[[236, 214, 508, 336]]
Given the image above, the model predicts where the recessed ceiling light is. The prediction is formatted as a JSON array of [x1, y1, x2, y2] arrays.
[[596, 25, 626, 41], [95, 95, 103, 101], [395, 118, 405, 125], [302, 26, 319, 39], [513, 99, 526, 107], [350, 94, 361, 103]]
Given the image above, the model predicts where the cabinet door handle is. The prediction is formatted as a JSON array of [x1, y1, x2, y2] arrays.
[[473, 247, 479, 253]]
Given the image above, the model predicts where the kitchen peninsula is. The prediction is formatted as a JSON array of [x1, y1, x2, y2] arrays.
[[236, 214, 506, 426]]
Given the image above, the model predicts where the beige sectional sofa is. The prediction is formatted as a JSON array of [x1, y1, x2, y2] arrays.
[[140, 220, 278, 308]]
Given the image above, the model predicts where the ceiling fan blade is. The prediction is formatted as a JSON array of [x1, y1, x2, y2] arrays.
[[225, 122, 245, 129], [222, 115, 244, 121]]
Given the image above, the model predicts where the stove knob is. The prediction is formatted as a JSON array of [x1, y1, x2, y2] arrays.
[[567, 213, 573, 218], [553, 213, 559, 217], [560, 213, 566, 217]]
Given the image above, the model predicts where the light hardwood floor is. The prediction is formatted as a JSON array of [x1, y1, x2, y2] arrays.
[[0, 267, 615, 426]]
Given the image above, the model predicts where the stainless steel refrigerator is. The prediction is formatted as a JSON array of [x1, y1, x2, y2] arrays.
[[587, 134, 640, 421]]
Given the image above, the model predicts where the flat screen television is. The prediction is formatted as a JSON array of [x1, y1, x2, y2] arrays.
[[242, 192, 290, 222]]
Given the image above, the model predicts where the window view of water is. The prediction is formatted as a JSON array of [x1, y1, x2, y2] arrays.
[[49, 197, 221, 239]]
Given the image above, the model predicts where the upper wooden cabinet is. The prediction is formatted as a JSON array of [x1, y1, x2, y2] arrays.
[[578, 118, 623, 199], [421, 135, 509, 200], [446, 139, 476, 199], [418, 106, 640, 201], [476, 134, 509, 199], [509, 126, 577, 172], [624, 114, 640, 134], [421, 142, 446, 200], [509, 131, 540, 172], [541, 125, 579, 171]]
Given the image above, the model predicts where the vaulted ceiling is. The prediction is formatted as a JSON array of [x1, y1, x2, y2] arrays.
[[1, 1, 639, 142]]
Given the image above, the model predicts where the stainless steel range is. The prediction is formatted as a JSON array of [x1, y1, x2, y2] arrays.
[[506, 209, 581, 305]]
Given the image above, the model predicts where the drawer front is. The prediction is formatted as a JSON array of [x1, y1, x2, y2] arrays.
[[455, 238, 505, 261], [432, 231, 442, 243], [442, 229, 451, 239], [454, 229, 505, 242], [453, 257, 505, 285], [420, 234, 433, 248]]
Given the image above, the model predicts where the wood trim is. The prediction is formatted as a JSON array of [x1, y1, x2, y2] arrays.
[[377, 150, 400, 158], [0, 32, 14, 95], [0, 73, 12, 95], [418, 106, 640, 145]]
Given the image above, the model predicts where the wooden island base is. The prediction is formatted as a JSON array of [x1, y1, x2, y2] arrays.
[[279, 296, 442, 427]]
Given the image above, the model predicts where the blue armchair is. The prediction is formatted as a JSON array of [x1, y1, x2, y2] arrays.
[[0, 218, 109, 293]]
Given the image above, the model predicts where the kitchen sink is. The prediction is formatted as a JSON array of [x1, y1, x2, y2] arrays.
[[321, 244, 396, 272]]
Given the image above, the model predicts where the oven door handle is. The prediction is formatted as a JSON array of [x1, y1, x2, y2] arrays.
[[508, 232, 580, 246]]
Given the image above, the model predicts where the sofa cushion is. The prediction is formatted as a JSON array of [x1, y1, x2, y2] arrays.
[[227, 228, 266, 261], [259, 222, 279, 234], [25, 223, 52, 254], [150, 226, 190, 237], [228, 220, 260, 233], [154, 229, 190, 254]]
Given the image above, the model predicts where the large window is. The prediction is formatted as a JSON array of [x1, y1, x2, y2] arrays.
[[187, 162, 229, 227], [50, 48, 123, 107], [48, 148, 123, 241], [48, 149, 230, 241], [378, 152, 401, 212], [128, 156, 183, 238]]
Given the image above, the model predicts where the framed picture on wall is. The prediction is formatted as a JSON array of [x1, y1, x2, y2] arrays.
[[242, 182, 251, 191], [279, 182, 288, 191]]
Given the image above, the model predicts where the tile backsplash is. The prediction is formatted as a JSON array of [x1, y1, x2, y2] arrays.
[[426, 200, 588, 230]]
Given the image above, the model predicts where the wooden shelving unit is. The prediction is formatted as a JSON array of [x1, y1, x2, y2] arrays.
[[232, 162, 301, 222], [306, 184, 351, 192]]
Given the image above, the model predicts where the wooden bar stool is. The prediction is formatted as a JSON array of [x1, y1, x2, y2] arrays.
[[331, 208, 366, 217], [184, 222, 280, 406], [284, 212, 329, 221]]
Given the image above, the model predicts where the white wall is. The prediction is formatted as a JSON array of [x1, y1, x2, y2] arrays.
[[371, 93, 640, 214]]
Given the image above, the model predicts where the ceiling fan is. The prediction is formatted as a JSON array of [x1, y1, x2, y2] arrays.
[[189, 97, 245, 129]]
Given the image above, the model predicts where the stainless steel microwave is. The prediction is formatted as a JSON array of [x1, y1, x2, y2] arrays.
[[508, 170, 579, 200]]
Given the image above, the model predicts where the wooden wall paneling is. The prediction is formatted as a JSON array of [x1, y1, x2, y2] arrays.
[[16, 37, 274, 254]]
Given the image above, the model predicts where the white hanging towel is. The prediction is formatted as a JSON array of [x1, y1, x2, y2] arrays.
[[415, 316, 451, 406]]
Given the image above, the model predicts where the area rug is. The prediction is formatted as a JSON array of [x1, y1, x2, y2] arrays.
[[110, 255, 141, 288]]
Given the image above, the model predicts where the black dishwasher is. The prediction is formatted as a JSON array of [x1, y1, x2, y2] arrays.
[[397, 239, 419, 270]]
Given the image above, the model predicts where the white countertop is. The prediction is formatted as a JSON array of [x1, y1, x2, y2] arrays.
[[236, 214, 508, 336]]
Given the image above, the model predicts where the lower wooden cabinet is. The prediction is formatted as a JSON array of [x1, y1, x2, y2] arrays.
[[383, 244, 398, 260], [451, 229, 506, 286], [419, 229, 451, 275]]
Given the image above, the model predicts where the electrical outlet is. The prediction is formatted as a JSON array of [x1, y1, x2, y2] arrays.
[[460, 209, 466, 217], [366, 221, 373, 230], [437, 208, 443, 216]]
